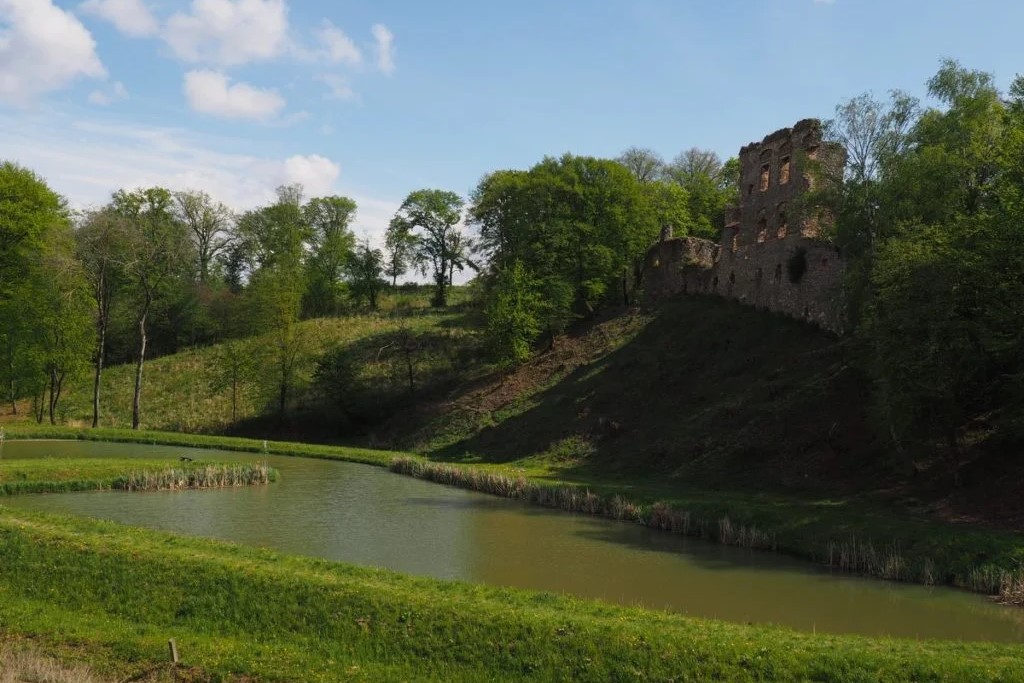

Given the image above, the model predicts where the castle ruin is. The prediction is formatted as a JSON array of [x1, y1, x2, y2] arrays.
[[642, 119, 846, 333]]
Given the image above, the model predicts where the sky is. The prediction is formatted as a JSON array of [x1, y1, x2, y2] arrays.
[[2, 0, 1024, 246]]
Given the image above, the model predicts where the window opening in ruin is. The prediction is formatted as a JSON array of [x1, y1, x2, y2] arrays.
[[731, 232, 739, 253], [757, 217, 768, 244], [747, 184, 754, 197], [729, 271, 735, 285], [777, 210, 788, 239], [759, 164, 770, 191], [653, 258, 660, 268], [779, 156, 791, 184], [774, 263, 782, 282], [712, 276, 719, 291]]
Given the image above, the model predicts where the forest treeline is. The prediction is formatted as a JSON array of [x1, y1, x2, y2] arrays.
[[1, 60, 1022, 466]]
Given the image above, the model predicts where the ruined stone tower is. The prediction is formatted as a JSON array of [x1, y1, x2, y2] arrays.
[[643, 119, 846, 332]]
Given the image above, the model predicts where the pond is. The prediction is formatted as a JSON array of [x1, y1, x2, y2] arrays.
[[2, 439, 1022, 643]]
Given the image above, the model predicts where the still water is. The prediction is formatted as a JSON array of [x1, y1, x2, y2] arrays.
[[2, 439, 1022, 643]]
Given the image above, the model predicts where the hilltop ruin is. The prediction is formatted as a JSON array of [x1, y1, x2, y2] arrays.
[[643, 119, 846, 333]]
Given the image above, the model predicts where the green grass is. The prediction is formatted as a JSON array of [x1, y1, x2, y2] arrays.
[[32, 288, 484, 434], [0, 457, 276, 496], [1, 506, 1022, 683]]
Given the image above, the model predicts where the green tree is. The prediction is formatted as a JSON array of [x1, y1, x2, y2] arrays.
[[383, 218, 417, 287], [390, 189, 465, 307], [485, 260, 542, 365], [303, 196, 357, 317], [75, 208, 130, 428], [240, 187, 311, 422], [112, 187, 192, 430], [0, 162, 64, 298], [347, 238, 385, 310], [664, 148, 737, 239]]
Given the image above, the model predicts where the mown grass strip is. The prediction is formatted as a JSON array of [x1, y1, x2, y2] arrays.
[[0, 506, 1022, 683], [0, 458, 276, 496]]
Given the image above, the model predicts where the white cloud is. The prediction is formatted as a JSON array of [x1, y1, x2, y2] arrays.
[[88, 80, 129, 106], [283, 154, 339, 197], [183, 70, 285, 121], [164, 0, 289, 67], [316, 20, 361, 66], [3, 112, 401, 248], [0, 0, 105, 105], [79, 0, 158, 37], [318, 74, 357, 101], [372, 23, 395, 75]]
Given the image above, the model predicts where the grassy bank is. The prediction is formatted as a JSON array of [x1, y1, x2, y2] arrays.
[[0, 457, 275, 496], [1, 506, 1023, 683]]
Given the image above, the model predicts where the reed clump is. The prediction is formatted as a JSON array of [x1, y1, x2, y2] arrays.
[[114, 463, 274, 492], [389, 458, 775, 550]]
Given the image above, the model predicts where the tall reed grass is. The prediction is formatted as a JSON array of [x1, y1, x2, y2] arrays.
[[113, 463, 274, 492], [389, 458, 774, 550]]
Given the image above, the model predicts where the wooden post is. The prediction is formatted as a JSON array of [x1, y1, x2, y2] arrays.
[[168, 638, 179, 681]]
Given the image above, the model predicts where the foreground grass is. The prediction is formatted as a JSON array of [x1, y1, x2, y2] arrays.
[[0, 457, 276, 496], [1, 506, 1023, 683]]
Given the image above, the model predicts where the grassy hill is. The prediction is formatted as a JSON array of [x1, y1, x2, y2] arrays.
[[35, 288, 488, 435]]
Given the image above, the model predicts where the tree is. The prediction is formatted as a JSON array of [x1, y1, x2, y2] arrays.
[[208, 338, 258, 423], [240, 187, 311, 422], [383, 219, 417, 287], [347, 238, 385, 310], [0, 162, 67, 414], [303, 196, 357, 317], [173, 190, 234, 285], [485, 260, 542, 365], [0, 161, 64, 299], [470, 154, 659, 344], [664, 148, 737, 238], [29, 229, 93, 424], [390, 189, 465, 307], [616, 147, 665, 183], [75, 208, 129, 428], [112, 187, 191, 430]]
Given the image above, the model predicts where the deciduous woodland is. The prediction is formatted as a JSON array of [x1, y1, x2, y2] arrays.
[[3, 59, 1024, 681]]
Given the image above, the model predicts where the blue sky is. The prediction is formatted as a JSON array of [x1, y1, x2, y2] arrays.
[[2, 0, 1024, 244]]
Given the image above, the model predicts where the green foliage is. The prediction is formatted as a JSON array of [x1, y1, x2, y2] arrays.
[[390, 189, 466, 307], [303, 195, 357, 316], [0, 161, 66, 298], [819, 60, 1024, 457], [471, 154, 662, 345], [347, 239, 385, 310], [485, 260, 542, 364]]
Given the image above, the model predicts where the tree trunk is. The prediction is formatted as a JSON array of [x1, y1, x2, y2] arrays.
[[231, 375, 238, 423], [48, 368, 57, 425], [132, 303, 149, 431], [91, 311, 107, 428]]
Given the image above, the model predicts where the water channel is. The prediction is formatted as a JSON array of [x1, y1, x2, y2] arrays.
[[2, 439, 1022, 643]]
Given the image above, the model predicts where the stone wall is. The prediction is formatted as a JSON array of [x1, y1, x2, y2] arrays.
[[642, 119, 846, 333]]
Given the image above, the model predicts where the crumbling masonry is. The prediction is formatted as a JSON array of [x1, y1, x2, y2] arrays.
[[642, 119, 846, 333]]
